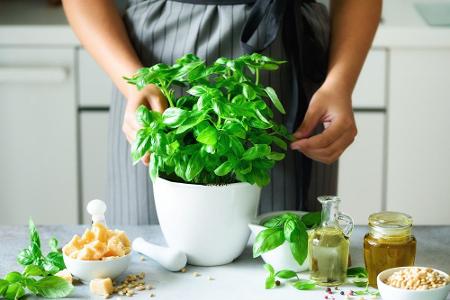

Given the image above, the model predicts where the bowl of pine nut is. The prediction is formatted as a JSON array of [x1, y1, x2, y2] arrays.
[[377, 267, 449, 300]]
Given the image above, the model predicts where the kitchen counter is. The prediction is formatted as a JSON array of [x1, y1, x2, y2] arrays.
[[1, 225, 449, 300]]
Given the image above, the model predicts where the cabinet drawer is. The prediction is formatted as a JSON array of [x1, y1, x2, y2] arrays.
[[352, 49, 387, 109], [0, 47, 78, 225], [80, 112, 109, 223], [78, 48, 111, 107], [338, 112, 385, 224]]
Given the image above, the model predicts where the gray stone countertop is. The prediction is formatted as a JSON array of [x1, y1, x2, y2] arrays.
[[1, 225, 449, 300]]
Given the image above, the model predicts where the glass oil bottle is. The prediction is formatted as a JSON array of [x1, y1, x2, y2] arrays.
[[309, 196, 354, 286]]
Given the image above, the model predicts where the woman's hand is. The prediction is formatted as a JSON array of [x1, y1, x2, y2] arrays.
[[290, 85, 357, 164], [122, 84, 168, 165]]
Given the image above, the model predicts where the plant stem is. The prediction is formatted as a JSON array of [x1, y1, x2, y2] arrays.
[[255, 69, 260, 86], [160, 85, 174, 107]]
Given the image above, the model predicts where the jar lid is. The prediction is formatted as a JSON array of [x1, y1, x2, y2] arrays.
[[368, 211, 413, 237]]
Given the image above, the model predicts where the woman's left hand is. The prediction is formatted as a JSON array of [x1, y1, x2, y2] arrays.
[[290, 85, 357, 164]]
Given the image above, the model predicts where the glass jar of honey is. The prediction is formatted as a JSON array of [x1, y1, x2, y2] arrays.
[[364, 212, 416, 287]]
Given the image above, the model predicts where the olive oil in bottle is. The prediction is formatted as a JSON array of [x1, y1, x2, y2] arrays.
[[309, 196, 353, 286]]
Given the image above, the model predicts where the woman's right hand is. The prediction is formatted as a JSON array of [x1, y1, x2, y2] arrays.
[[122, 84, 168, 166]]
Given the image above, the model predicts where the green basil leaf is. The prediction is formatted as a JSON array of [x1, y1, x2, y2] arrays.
[[148, 153, 159, 181], [265, 86, 286, 114], [301, 212, 322, 229], [29, 219, 41, 254], [347, 267, 368, 278], [33, 276, 74, 298], [16, 249, 34, 266], [0, 279, 9, 296], [242, 83, 256, 100], [5, 272, 22, 284], [136, 105, 161, 126], [46, 252, 65, 273], [264, 263, 275, 275], [289, 220, 308, 266], [162, 107, 188, 127], [23, 265, 46, 277], [255, 109, 271, 125], [275, 270, 298, 279], [175, 111, 206, 134], [353, 277, 369, 287], [5, 282, 25, 300], [270, 135, 287, 150], [267, 152, 285, 161], [185, 152, 204, 182], [253, 227, 284, 258], [131, 128, 152, 163], [265, 275, 276, 289], [263, 215, 288, 228], [214, 160, 235, 176], [238, 160, 252, 174], [48, 238, 58, 252], [196, 125, 217, 145], [242, 144, 271, 161], [222, 122, 246, 139], [283, 219, 298, 242], [291, 280, 316, 290], [42, 260, 59, 275]]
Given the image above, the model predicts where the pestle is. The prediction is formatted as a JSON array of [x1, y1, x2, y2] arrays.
[[132, 237, 187, 272], [86, 199, 107, 226]]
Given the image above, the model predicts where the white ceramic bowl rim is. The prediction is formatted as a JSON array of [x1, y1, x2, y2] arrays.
[[377, 266, 450, 293], [155, 176, 255, 189], [63, 252, 132, 264]]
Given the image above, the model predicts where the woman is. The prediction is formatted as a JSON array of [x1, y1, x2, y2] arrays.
[[62, 0, 381, 225]]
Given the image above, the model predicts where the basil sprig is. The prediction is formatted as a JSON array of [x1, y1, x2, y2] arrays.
[[264, 264, 315, 290], [0, 219, 73, 300], [0, 266, 73, 300], [126, 53, 291, 186], [17, 219, 65, 274], [253, 212, 320, 266]]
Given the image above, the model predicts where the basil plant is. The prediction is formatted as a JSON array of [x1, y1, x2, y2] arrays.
[[126, 53, 291, 186]]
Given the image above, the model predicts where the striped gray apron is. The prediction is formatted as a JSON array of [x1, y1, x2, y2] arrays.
[[107, 0, 338, 225]]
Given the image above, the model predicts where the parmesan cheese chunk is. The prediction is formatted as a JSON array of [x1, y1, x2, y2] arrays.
[[55, 269, 73, 284], [89, 278, 114, 296]]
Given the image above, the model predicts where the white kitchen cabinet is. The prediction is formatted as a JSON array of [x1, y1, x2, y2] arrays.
[[338, 112, 385, 224], [78, 48, 111, 107], [386, 49, 450, 225], [80, 112, 109, 223], [0, 47, 78, 225], [352, 49, 387, 109]]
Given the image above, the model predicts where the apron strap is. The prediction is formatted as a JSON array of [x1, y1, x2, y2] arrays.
[[240, 0, 314, 210]]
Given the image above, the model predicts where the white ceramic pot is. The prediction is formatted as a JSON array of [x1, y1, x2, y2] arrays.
[[153, 177, 261, 266], [248, 211, 311, 272]]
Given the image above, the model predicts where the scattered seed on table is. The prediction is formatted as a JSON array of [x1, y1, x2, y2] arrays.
[[140, 256, 146, 261], [207, 276, 214, 281], [193, 272, 201, 277], [180, 267, 187, 273], [149, 293, 155, 297]]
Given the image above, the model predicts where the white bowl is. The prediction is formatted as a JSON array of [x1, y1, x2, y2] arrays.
[[377, 267, 450, 300], [248, 211, 310, 272], [63, 253, 131, 282]]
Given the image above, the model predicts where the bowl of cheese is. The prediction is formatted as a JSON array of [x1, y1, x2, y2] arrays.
[[62, 222, 131, 282]]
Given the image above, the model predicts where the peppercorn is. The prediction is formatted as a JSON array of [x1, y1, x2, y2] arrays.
[[275, 280, 281, 286]]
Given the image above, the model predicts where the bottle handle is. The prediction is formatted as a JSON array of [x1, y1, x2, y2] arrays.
[[338, 213, 354, 237]]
